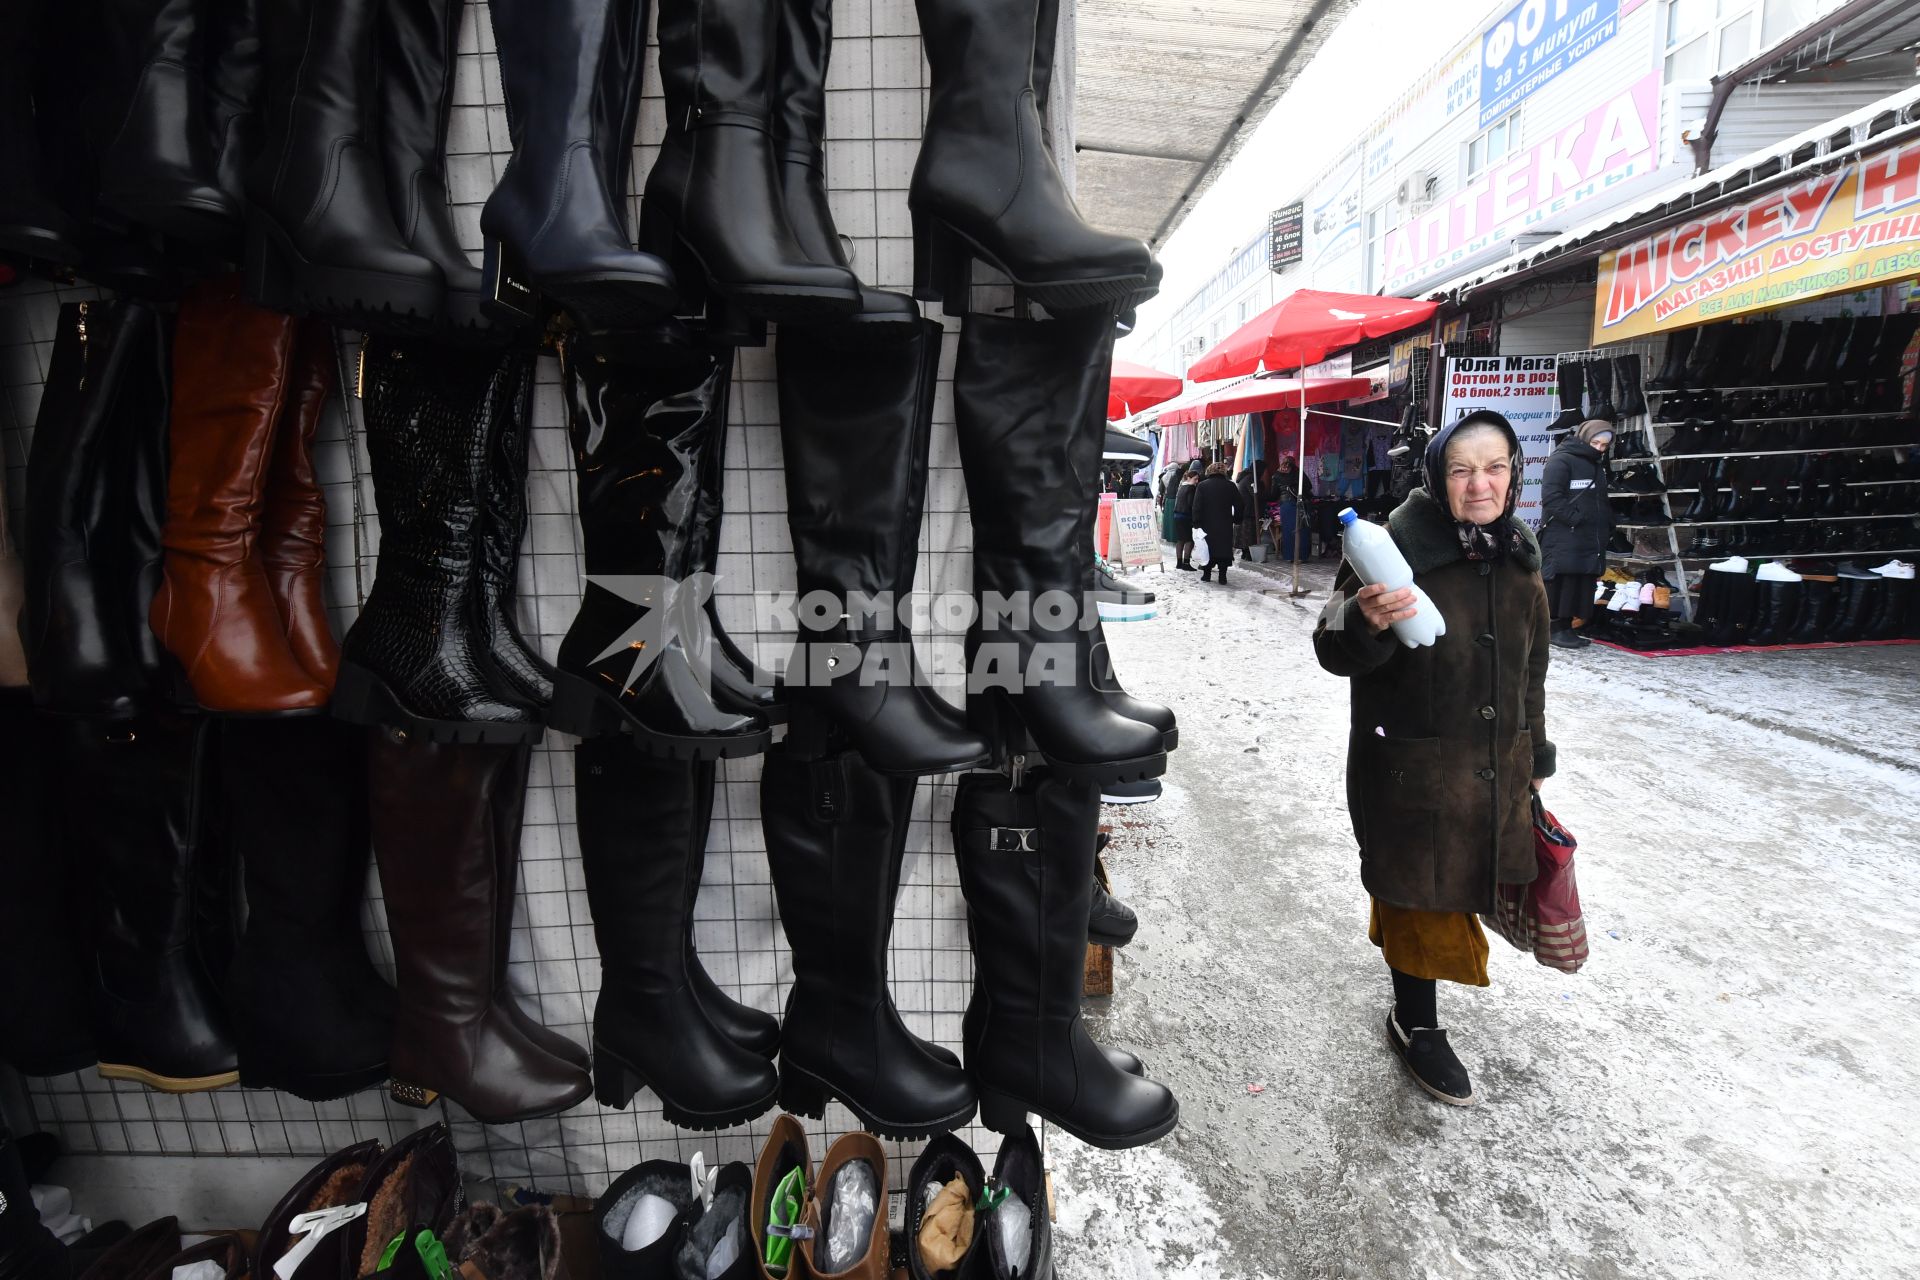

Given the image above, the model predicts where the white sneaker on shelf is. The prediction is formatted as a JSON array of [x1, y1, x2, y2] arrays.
[[1871, 560, 1915, 579], [1757, 561, 1802, 583]]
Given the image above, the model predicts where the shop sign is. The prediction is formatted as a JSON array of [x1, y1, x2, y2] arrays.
[[1440, 355, 1560, 528], [1107, 499, 1160, 566], [1382, 73, 1660, 295], [1269, 202, 1305, 271], [1593, 138, 1920, 343], [1479, 0, 1620, 127], [1389, 334, 1432, 391], [1352, 361, 1392, 404], [1309, 151, 1365, 286]]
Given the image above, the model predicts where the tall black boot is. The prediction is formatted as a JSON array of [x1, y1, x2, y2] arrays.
[[1837, 316, 1885, 384], [762, 740, 976, 1138], [952, 769, 1178, 1149], [1682, 323, 1731, 388], [773, 0, 919, 338], [1089, 610, 1177, 751], [0, 0, 84, 262], [221, 718, 394, 1100], [482, 0, 678, 332], [22, 300, 173, 718], [0, 696, 96, 1076], [474, 360, 559, 707], [1782, 573, 1834, 643], [574, 742, 779, 1057], [956, 313, 1166, 784], [574, 735, 779, 1128], [203, 0, 261, 212], [1804, 317, 1851, 382], [1737, 319, 1783, 386], [1614, 353, 1647, 418], [1644, 327, 1694, 392], [1769, 320, 1819, 384], [246, 0, 443, 329], [1547, 361, 1583, 433], [1865, 573, 1913, 640], [1583, 358, 1617, 423], [547, 341, 772, 756], [642, 0, 860, 330], [335, 341, 545, 743], [380, 0, 523, 340], [1705, 568, 1757, 646], [1827, 571, 1883, 642], [1745, 576, 1799, 645], [911, 0, 1155, 314], [776, 319, 992, 775], [93, 0, 241, 245], [63, 711, 238, 1092]]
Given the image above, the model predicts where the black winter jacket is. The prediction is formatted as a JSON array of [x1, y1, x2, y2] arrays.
[[1539, 439, 1611, 577]]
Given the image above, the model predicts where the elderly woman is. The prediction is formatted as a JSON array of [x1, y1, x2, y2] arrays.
[[1540, 420, 1615, 648], [1311, 410, 1556, 1107], [1191, 461, 1242, 584]]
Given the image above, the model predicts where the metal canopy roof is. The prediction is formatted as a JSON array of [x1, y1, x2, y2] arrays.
[[1070, 0, 1357, 248]]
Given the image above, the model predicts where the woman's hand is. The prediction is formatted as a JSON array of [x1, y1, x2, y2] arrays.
[[1355, 583, 1418, 635]]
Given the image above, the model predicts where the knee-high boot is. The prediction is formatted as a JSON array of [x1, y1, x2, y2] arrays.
[[373, 736, 592, 1123], [775, 318, 991, 775], [955, 313, 1166, 783], [951, 768, 1177, 1148], [574, 734, 779, 1128], [761, 739, 975, 1138]]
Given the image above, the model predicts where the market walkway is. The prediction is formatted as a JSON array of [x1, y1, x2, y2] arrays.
[[1054, 547, 1920, 1280]]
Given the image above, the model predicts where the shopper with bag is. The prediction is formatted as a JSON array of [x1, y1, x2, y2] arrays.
[[1311, 410, 1557, 1107], [1540, 420, 1614, 648], [1171, 462, 1201, 570], [1192, 461, 1241, 584]]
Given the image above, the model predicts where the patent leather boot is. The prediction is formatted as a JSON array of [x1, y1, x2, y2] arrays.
[[951, 769, 1178, 1149], [910, 0, 1155, 314], [94, 0, 241, 245], [762, 740, 976, 1139], [575, 734, 779, 1129], [246, 0, 443, 330], [955, 313, 1165, 784], [335, 340, 545, 743], [373, 739, 592, 1123], [643, 0, 861, 332], [481, 0, 677, 331], [548, 340, 771, 757], [776, 318, 991, 775]]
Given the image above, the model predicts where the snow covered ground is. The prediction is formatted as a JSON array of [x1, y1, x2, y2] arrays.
[[1051, 548, 1920, 1280]]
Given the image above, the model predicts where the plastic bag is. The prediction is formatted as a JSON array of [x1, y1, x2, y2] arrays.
[[1481, 797, 1588, 972], [1192, 527, 1212, 566], [819, 1161, 878, 1273]]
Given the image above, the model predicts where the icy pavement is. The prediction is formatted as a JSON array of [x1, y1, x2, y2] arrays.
[[1051, 548, 1920, 1280]]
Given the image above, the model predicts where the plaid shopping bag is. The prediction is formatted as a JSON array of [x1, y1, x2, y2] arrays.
[[1482, 796, 1589, 973]]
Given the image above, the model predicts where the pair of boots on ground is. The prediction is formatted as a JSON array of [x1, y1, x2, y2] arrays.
[[550, 309, 1177, 793], [592, 1116, 1051, 1280], [1696, 557, 1915, 646]]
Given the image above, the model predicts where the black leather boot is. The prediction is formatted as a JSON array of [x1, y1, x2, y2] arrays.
[[373, 739, 592, 1123], [548, 341, 772, 757], [0, 696, 96, 1077], [22, 300, 173, 718], [380, 0, 523, 340], [1837, 316, 1884, 384], [1827, 571, 1883, 642], [1705, 568, 1757, 646], [1804, 317, 1851, 382], [0, 1129, 70, 1280], [955, 313, 1166, 784], [1547, 361, 1583, 433], [1769, 320, 1819, 384], [911, 0, 1155, 314], [1614, 353, 1647, 418], [594, 1160, 701, 1278], [221, 718, 394, 1100], [974, 1126, 1055, 1280], [1738, 318, 1783, 386], [1644, 327, 1693, 392], [474, 364, 559, 707], [776, 319, 992, 775], [246, 0, 443, 330], [772, 0, 919, 340], [952, 769, 1178, 1149], [1583, 358, 1617, 422], [336, 340, 545, 744], [1745, 578, 1799, 645], [94, 0, 241, 245], [1864, 573, 1913, 640], [903, 1135, 985, 1280], [762, 741, 976, 1139], [482, 0, 678, 332], [1088, 608, 1176, 751], [203, 0, 261, 212], [62, 712, 238, 1092], [574, 734, 779, 1129], [574, 739, 781, 1057], [642, 0, 860, 331], [1784, 574, 1835, 643], [0, 0, 84, 262]]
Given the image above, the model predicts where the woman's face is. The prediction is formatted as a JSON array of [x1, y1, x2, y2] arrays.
[[1444, 429, 1512, 525]]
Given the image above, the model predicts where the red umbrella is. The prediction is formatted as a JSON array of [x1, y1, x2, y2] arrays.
[[1108, 359, 1183, 419], [1188, 289, 1439, 383]]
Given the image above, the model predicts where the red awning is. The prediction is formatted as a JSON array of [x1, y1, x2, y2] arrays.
[[1188, 289, 1440, 382], [1153, 375, 1372, 425], [1108, 360, 1183, 419]]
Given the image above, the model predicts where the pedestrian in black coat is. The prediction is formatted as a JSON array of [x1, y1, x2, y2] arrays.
[[1539, 420, 1614, 648], [1191, 462, 1241, 583]]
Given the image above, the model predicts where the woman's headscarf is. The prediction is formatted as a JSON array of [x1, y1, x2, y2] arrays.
[[1576, 420, 1614, 448], [1422, 410, 1525, 562]]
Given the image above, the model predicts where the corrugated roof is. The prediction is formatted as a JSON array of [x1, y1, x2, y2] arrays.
[[1071, 0, 1359, 247]]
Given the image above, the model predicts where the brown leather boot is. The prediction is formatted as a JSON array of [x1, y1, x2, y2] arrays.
[[257, 318, 342, 689], [800, 1132, 890, 1280], [371, 733, 592, 1124], [750, 1114, 813, 1280], [150, 275, 330, 714]]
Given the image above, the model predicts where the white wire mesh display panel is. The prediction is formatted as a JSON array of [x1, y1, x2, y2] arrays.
[[3, 0, 1007, 1196]]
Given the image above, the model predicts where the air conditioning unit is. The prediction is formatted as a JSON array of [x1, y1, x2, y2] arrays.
[[1397, 171, 1436, 212], [1182, 336, 1206, 356]]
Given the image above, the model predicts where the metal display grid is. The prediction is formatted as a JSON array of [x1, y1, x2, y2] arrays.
[[2, 0, 1013, 1197]]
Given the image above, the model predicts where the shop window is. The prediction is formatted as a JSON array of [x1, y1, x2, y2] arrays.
[[1761, 0, 1819, 45], [1664, 0, 1758, 83], [1364, 201, 1395, 292], [1467, 113, 1519, 179]]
